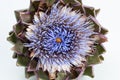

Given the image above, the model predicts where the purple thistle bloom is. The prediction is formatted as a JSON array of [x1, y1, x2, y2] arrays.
[[24, 2, 97, 74]]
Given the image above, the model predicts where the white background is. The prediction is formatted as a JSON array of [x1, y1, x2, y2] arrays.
[[0, 0, 119, 80]]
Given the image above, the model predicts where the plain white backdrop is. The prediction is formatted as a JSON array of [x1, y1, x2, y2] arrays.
[[0, 0, 119, 80]]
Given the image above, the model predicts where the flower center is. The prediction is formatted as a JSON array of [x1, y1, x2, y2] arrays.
[[56, 37, 62, 43]]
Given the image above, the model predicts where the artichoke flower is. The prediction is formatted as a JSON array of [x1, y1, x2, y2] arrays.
[[7, 0, 108, 80]]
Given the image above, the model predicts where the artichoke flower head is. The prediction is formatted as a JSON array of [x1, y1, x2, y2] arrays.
[[7, 0, 108, 80]]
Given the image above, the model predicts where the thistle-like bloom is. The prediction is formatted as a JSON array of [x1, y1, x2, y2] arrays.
[[7, 0, 108, 80], [25, 3, 96, 74]]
